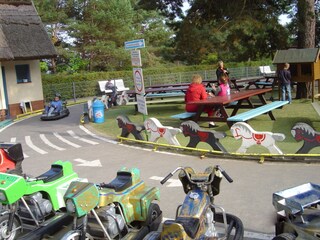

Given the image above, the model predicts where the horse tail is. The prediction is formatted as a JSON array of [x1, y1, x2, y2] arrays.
[[272, 133, 285, 142]]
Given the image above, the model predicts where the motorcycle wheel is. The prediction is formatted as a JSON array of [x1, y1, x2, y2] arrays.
[[144, 203, 162, 231], [214, 212, 244, 240], [61, 231, 94, 240], [0, 215, 21, 240], [272, 233, 296, 240]]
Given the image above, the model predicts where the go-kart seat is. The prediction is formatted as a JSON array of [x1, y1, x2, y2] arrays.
[[102, 171, 132, 192], [175, 217, 200, 239], [7, 143, 24, 162], [36, 164, 63, 183]]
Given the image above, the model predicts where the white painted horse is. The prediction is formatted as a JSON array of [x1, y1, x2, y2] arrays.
[[230, 122, 285, 154], [144, 118, 181, 146]]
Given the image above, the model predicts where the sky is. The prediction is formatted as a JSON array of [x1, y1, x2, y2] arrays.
[[182, 2, 291, 26]]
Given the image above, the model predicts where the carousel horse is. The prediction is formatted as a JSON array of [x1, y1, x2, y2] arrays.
[[291, 122, 320, 153], [144, 118, 181, 146], [180, 121, 227, 152], [116, 115, 145, 140], [230, 122, 285, 154]]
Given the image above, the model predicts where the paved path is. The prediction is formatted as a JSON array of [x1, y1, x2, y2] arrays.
[[1, 104, 320, 240]]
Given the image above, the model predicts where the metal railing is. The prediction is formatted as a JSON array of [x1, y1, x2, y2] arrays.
[[42, 66, 271, 102]]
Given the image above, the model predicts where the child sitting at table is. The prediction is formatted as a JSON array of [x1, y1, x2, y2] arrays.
[[211, 73, 231, 96], [185, 74, 216, 128], [211, 73, 231, 117]]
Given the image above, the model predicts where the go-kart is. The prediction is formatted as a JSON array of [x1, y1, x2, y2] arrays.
[[0, 142, 23, 175], [272, 183, 320, 239], [40, 101, 70, 121]]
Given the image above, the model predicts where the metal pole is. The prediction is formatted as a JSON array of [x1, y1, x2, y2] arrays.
[[72, 82, 76, 102]]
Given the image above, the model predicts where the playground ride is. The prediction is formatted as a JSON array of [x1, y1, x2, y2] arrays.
[[0, 161, 84, 240], [143, 165, 244, 240], [0, 142, 24, 175], [41, 100, 70, 121], [272, 183, 320, 239], [62, 167, 162, 240]]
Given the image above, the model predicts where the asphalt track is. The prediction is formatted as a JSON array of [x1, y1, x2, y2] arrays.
[[1, 104, 320, 240]]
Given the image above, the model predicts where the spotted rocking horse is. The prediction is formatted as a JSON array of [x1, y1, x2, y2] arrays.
[[230, 122, 285, 154], [116, 115, 145, 140], [144, 118, 182, 146], [291, 122, 320, 153], [180, 121, 227, 152]]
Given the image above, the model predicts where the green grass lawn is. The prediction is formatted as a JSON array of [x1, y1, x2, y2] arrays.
[[90, 94, 320, 154]]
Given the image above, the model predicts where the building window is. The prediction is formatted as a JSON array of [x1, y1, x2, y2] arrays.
[[15, 64, 31, 83]]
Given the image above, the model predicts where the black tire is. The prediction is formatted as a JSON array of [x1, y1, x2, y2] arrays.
[[214, 212, 244, 240], [0, 215, 21, 240], [145, 203, 162, 231], [272, 233, 296, 240]]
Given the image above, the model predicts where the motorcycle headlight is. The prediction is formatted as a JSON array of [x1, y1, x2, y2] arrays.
[[66, 199, 76, 213], [0, 192, 6, 201]]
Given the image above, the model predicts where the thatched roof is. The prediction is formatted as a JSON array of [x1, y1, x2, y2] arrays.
[[273, 48, 320, 64], [0, 0, 57, 61]]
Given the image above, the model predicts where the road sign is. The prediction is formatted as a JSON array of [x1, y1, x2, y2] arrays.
[[124, 39, 145, 50], [133, 68, 145, 94], [131, 50, 142, 66], [136, 94, 148, 115]]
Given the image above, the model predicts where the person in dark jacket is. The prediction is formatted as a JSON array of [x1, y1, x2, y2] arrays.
[[278, 63, 292, 103], [216, 60, 229, 81], [185, 74, 216, 128]]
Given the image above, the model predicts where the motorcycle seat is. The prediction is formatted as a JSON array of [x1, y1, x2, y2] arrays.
[[36, 164, 63, 183], [102, 171, 132, 192], [175, 217, 200, 239]]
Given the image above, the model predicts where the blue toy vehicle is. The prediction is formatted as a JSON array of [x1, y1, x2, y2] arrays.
[[272, 183, 320, 239]]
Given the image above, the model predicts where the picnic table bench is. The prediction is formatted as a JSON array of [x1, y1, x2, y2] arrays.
[[227, 100, 289, 126]]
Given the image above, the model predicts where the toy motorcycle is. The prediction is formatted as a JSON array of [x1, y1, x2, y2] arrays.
[[62, 167, 162, 240], [0, 160, 84, 239], [272, 182, 320, 240], [143, 165, 244, 240], [0, 142, 24, 175]]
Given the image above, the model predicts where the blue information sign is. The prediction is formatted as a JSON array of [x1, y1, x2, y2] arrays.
[[124, 39, 145, 50]]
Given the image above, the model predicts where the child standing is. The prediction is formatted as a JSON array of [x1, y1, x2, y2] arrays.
[[278, 63, 292, 103]]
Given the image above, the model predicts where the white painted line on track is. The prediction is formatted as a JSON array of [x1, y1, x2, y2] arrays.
[[79, 125, 117, 144], [40, 134, 65, 151], [79, 125, 188, 158], [53, 132, 81, 148], [25, 136, 47, 155], [67, 130, 99, 145]]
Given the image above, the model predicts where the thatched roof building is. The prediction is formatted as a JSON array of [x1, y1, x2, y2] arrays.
[[0, 0, 57, 61]]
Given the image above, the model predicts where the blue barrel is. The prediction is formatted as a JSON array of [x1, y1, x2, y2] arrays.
[[92, 100, 105, 123]]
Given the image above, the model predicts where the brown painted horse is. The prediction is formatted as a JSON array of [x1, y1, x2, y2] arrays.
[[291, 122, 320, 153], [180, 121, 227, 152], [116, 115, 145, 140]]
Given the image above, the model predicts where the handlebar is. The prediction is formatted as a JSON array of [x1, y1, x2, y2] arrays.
[[161, 165, 233, 185], [216, 165, 233, 183]]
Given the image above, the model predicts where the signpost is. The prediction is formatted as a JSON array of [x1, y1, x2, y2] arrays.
[[125, 38, 147, 137], [124, 39, 145, 50], [133, 68, 145, 95], [131, 50, 142, 67]]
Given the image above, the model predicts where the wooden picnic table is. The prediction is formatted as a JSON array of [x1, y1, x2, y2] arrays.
[[188, 88, 273, 123]]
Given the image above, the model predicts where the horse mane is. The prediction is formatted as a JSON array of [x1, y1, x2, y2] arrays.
[[181, 121, 200, 132], [116, 115, 129, 125], [292, 122, 317, 136]]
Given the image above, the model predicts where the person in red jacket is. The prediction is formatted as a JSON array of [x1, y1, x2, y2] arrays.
[[185, 74, 216, 128]]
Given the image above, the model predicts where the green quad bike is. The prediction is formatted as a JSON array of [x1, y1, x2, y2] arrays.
[[62, 167, 162, 240], [0, 160, 85, 240], [272, 182, 320, 240]]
